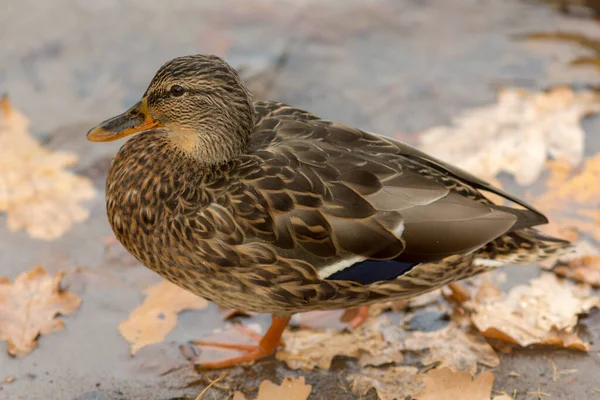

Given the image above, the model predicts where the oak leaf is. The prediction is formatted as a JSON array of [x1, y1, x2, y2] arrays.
[[534, 156, 600, 243], [0, 96, 96, 240], [419, 87, 599, 185], [276, 317, 402, 370], [0, 266, 81, 356], [233, 377, 311, 400], [403, 321, 499, 374], [417, 367, 495, 400], [349, 366, 423, 400], [470, 273, 599, 350], [119, 280, 208, 354]]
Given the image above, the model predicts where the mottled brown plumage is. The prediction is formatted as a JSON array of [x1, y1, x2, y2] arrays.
[[88, 54, 570, 368]]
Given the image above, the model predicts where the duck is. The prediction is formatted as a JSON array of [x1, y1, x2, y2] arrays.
[[87, 54, 570, 369]]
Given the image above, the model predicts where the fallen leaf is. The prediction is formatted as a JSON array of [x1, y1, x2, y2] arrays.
[[418, 87, 599, 185], [0, 266, 81, 356], [555, 255, 600, 286], [276, 316, 402, 370], [417, 367, 495, 400], [553, 240, 600, 286], [0, 96, 96, 240], [233, 377, 311, 400], [443, 275, 504, 304], [470, 273, 599, 350], [349, 366, 424, 400], [534, 156, 600, 243], [403, 322, 499, 374], [119, 280, 209, 354]]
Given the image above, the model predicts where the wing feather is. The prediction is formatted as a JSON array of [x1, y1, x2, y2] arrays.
[[210, 102, 548, 284]]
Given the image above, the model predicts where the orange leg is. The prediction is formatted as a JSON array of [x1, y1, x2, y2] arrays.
[[193, 315, 291, 369], [347, 306, 369, 329]]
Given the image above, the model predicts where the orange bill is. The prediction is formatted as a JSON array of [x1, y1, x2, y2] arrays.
[[87, 98, 162, 142]]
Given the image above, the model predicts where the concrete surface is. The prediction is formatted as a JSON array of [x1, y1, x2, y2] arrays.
[[1, 0, 600, 399]]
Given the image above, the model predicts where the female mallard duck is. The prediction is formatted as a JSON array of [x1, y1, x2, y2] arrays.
[[88, 54, 569, 369]]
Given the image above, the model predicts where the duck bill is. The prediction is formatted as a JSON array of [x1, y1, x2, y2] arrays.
[[87, 98, 162, 142]]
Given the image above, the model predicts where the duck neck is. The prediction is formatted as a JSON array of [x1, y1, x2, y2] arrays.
[[168, 122, 249, 168], [166, 99, 256, 168]]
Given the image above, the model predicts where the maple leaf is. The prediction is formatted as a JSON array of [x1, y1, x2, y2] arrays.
[[119, 280, 208, 354], [403, 321, 499, 375], [418, 87, 599, 185], [0, 96, 95, 240], [349, 366, 424, 400], [469, 273, 599, 350], [0, 266, 81, 356], [533, 156, 600, 243], [417, 367, 495, 400], [232, 377, 312, 400]]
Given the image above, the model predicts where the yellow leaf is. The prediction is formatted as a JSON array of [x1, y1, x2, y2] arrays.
[[0, 266, 81, 356], [118, 280, 208, 354], [534, 156, 600, 243], [233, 377, 311, 400], [417, 367, 495, 400], [419, 87, 599, 185], [470, 273, 599, 350], [350, 366, 424, 400], [276, 317, 401, 370], [0, 96, 95, 240], [403, 321, 499, 375]]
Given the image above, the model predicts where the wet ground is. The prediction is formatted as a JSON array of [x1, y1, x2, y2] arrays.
[[1, 0, 600, 399]]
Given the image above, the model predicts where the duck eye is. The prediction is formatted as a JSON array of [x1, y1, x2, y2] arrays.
[[169, 85, 185, 97]]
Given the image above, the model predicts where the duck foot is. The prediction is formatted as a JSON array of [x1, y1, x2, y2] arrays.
[[347, 306, 369, 329], [192, 315, 291, 369]]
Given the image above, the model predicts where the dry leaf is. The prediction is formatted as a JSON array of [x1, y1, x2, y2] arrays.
[[350, 366, 424, 400], [417, 367, 495, 400], [277, 315, 405, 370], [555, 255, 600, 286], [0, 96, 96, 240], [233, 377, 311, 400], [534, 156, 600, 242], [419, 87, 599, 185], [119, 280, 208, 354], [403, 321, 499, 374], [276, 316, 401, 370], [470, 273, 599, 350], [552, 240, 600, 285], [0, 266, 81, 356]]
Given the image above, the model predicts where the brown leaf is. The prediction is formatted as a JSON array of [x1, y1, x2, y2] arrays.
[[0, 266, 81, 356], [552, 240, 600, 286], [233, 377, 311, 400], [470, 273, 599, 350], [403, 321, 499, 374], [119, 280, 208, 354], [276, 316, 402, 370], [418, 87, 599, 185], [555, 255, 600, 286], [534, 156, 600, 243], [350, 366, 424, 400], [0, 96, 96, 240], [417, 367, 495, 400]]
